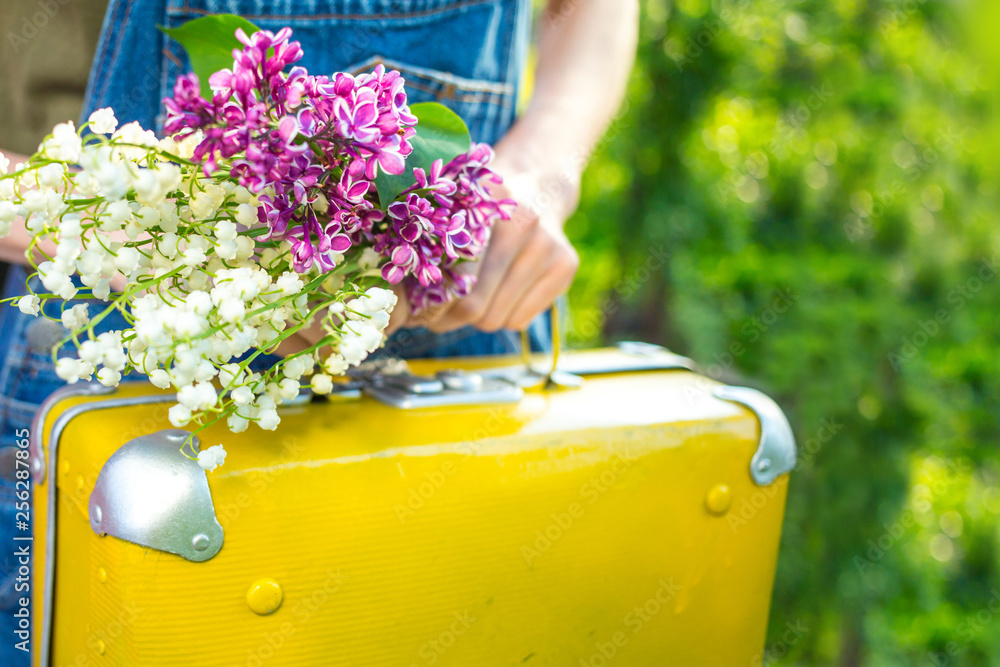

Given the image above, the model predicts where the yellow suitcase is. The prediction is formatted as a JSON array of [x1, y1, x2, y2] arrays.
[[27, 344, 794, 666]]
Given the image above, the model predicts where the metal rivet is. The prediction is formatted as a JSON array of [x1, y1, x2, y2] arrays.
[[31, 459, 42, 475], [757, 458, 772, 473], [97, 567, 108, 584], [705, 484, 732, 516], [91, 505, 102, 526], [192, 534, 210, 552], [246, 579, 284, 616]]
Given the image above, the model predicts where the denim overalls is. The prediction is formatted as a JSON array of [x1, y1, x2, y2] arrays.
[[0, 1, 543, 662]]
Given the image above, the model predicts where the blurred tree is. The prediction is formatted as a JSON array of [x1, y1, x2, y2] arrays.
[[566, 0, 998, 663]]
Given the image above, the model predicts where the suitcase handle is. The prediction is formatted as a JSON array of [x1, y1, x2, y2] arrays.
[[517, 306, 583, 390]]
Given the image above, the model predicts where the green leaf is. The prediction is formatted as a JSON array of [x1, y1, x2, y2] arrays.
[[374, 102, 472, 208], [159, 14, 260, 98]]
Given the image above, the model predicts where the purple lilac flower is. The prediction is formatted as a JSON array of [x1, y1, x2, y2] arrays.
[[438, 143, 515, 250], [361, 144, 515, 312], [329, 160, 384, 238], [286, 209, 352, 273], [163, 28, 424, 272], [412, 159, 458, 196], [162, 27, 510, 310], [294, 65, 416, 179], [333, 87, 381, 145], [231, 28, 305, 110], [376, 194, 440, 285], [406, 268, 476, 312], [163, 73, 215, 137], [434, 210, 473, 260]]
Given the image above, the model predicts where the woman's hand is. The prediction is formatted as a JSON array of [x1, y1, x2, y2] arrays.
[[401, 145, 581, 334]]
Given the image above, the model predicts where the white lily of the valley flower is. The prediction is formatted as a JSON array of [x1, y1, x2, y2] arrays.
[[96, 368, 122, 387], [178, 382, 218, 411], [227, 412, 250, 433], [61, 304, 90, 331], [282, 356, 311, 380], [276, 271, 303, 296], [311, 374, 333, 394], [149, 369, 172, 389], [253, 395, 280, 431], [235, 203, 258, 226], [92, 278, 111, 301], [55, 358, 94, 384], [358, 247, 381, 271], [197, 444, 227, 471], [0, 201, 16, 223], [111, 121, 158, 161], [168, 404, 192, 427], [37, 261, 77, 301], [113, 247, 140, 275], [323, 354, 348, 375], [231, 386, 254, 406], [87, 108, 119, 134], [278, 378, 300, 401], [41, 121, 82, 162], [16, 295, 40, 316], [78, 340, 103, 367], [37, 163, 67, 190]]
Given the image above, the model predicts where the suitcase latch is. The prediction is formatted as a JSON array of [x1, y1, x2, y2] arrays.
[[361, 366, 526, 408]]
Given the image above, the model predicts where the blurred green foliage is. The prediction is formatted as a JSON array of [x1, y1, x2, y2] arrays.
[[565, 0, 998, 663]]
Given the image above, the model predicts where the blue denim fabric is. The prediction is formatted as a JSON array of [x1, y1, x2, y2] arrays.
[[84, 0, 531, 146], [0, 2, 542, 664]]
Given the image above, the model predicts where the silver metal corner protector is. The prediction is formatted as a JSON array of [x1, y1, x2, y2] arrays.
[[38, 386, 190, 667], [89, 429, 224, 563], [712, 385, 796, 486]]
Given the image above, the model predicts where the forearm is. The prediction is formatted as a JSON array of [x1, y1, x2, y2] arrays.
[[415, 0, 637, 333], [499, 0, 639, 205]]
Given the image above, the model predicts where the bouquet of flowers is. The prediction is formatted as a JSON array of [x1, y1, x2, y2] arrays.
[[0, 16, 513, 466]]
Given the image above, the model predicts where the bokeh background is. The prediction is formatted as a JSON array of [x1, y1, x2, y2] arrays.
[[1, 0, 997, 664], [563, 0, 999, 664]]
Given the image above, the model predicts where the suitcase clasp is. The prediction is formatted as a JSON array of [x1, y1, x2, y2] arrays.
[[362, 367, 525, 408]]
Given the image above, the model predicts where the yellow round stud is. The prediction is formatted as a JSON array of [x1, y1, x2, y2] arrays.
[[705, 484, 732, 515], [96, 640, 106, 655], [97, 567, 108, 584], [246, 579, 284, 615]]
